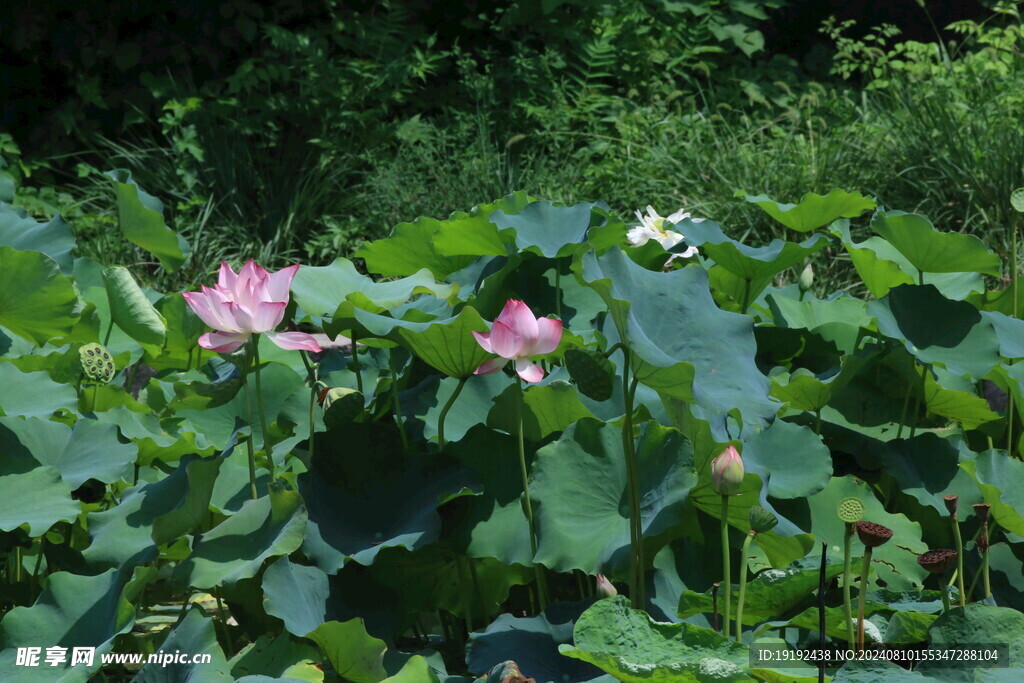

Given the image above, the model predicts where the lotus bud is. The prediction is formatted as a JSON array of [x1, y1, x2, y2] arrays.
[[596, 574, 618, 598], [973, 503, 991, 523], [918, 549, 957, 575], [749, 506, 779, 534], [710, 445, 744, 496], [798, 264, 814, 292], [943, 495, 959, 517], [318, 386, 364, 428], [79, 343, 116, 384], [855, 521, 893, 548], [837, 497, 865, 523]]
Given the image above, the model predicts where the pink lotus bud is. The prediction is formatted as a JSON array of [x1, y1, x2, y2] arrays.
[[710, 445, 744, 496], [595, 574, 617, 598]]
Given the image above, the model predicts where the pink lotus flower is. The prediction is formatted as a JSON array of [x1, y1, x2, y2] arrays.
[[596, 574, 618, 598], [472, 300, 562, 383], [710, 444, 744, 496], [183, 260, 322, 353]]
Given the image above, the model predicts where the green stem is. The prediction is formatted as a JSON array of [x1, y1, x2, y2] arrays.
[[856, 548, 873, 651], [621, 352, 645, 609], [468, 558, 491, 625], [908, 364, 927, 439], [214, 587, 235, 655], [243, 380, 257, 500], [941, 576, 952, 612], [300, 351, 317, 462], [721, 495, 732, 638], [196, 346, 204, 369], [843, 523, 856, 647], [740, 278, 752, 314], [350, 332, 363, 395], [951, 516, 966, 607], [1012, 216, 1019, 319], [251, 336, 274, 483], [814, 409, 822, 436], [735, 532, 755, 642], [437, 377, 467, 451], [13, 546, 21, 583], [103, 319, 113, 346], [391, 361, 409, 452], [554, 268, 562, 320], [516, 376, 548, 610], [896, 376, 914, 440], [982, 545, 991, 600]]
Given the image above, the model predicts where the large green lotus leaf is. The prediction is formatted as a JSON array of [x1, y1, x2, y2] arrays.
[[467, 601, 605, 682], [559, 595, 751, 682], [868, 284, 1000, 380], [0, 247, 80, 345], [678, 561, 844, 624], [448, 425, 533, 566], [306, 619, 388, 683], [0, 421, 79, 535], [369, 544, 530, 624], [83, 453, 222, 570], [0, 416, 136, 488], [921, 368, 1000, 429], [70, 257, 143, 362], [0, 569, 134, 681], [106, 169, 189, 272], [829, 219, 985, 299], [740, 420, 832, 499], [490, 200, 594, 258], [530, 419, 696, 575], [487, 380, 594, 441], [741, 189, 876, 232], [102, 265, 167, 354], [262, 557, 330, 637], [0, 204, 75, 273], [805, 477, 927, 589], [177, 488, 307, 588], [871, 210, 1002, 276], [884, 610, 939, 644], [577, 247, 777, 440], [291, 257, 454, 320], [0, 364, 78, 418], [683, 218, 828, 284], [328, 306, 493, 379], [923, 604, 1024, 668], [178, 363, 306, 450], [426, 191, 531, 257], [981, 310, 1024, 359], [357, 218, 481, 278], [149, 294, 204, 370], [765, 291, 872, 356], [93, 404, 212, 467], [961, 450, 1024, 537], [228, 632, 323, 681], [383, 655, 441, 683], [409, 373, 512, 445], [298, 428, 474, 570], [769, 359, 868, 414], [133, 605, 233, 682]]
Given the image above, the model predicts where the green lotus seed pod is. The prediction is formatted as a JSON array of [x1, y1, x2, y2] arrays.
[[320, 387, 364, 429], [79, 343, 116, 384], [564, 348, 615, 402], [837, 497, 865, 523], [749, 505, 779, 534]]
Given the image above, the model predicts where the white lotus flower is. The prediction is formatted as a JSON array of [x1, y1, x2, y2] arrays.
[[626, 205, 700, 258]]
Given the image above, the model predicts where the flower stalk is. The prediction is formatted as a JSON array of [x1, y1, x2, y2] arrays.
[[621, 351, 645, 609], [251, 336, 274, 484], [945, 496, 966, 607], [515, 376, 548, 610]]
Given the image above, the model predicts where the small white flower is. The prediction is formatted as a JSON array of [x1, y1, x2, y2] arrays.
[[627, 205, 699, 253]]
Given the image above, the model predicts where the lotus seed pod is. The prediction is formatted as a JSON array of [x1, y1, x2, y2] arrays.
[[78, 343, 116, 384], [749, 506, 779, 534], [855, 521, 893, 548], [837, 497, 865, 523], [710, 445, 744, 496], [595, 574, 618, 598], [943, 495, 959, 517], [798, 264, 814, 292], [918, 549, 957, 575], [973, 503, 991, 523]]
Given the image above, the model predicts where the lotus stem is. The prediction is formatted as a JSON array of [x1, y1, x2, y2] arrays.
[[712, 582, 720, 633], [735, 531, 755, 642], [251, 336, 274, 484], [300, 351, 317, 462], [740, 278, 752, 314], [950, 516, 966, 607], [843, 523, 856, 647], [214, 586, 235, 655], [390, 356, 409, 451], [242, 379, 257, 500], [437, 377, 467, 451], [721, 494, 732, 638], [856, 547, 873, 651], [516, 376, 548, 610], [350, 331, 363, 394], [941, 577, 952, 612], [554, 268, 562, 320], [908, 364, 927, 439], [621, 352, 645, 609], [818, 541, 828, 683]]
